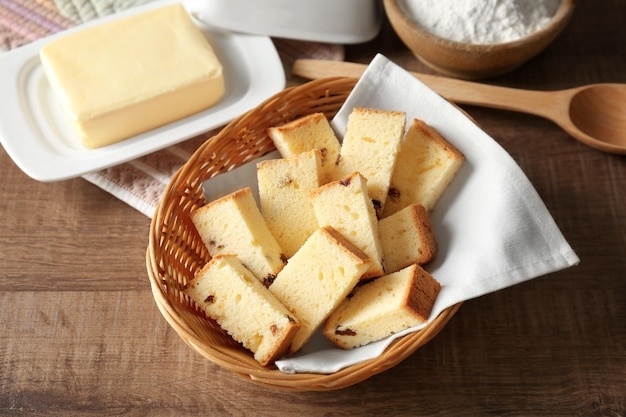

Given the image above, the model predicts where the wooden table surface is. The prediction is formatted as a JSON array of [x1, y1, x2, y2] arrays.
[[1, 1, 625, 416]]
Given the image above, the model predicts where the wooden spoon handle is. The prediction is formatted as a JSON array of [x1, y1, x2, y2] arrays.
[[292, 59, 566, 121]]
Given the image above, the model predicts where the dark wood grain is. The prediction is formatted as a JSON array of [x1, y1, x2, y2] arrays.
[[1, 0, 625, 415]]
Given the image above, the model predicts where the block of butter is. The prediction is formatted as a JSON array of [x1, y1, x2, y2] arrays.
[[39, 4, 225, 149]]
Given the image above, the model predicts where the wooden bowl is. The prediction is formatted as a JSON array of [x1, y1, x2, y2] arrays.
[[146, 77, 461, 391], [383, 0, 575, 79]]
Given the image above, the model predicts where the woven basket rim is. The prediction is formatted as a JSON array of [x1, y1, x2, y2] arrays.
[[146, 77, 461, 391]]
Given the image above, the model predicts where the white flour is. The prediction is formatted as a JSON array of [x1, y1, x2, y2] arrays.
[[400, 0, 561, 44]]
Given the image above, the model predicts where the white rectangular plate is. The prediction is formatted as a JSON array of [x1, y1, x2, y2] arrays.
[[0, 0, 286, 182]]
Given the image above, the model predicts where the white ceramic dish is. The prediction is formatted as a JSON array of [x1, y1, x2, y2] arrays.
[[185, 0, 382, 44], [0, 0, 285, 182]]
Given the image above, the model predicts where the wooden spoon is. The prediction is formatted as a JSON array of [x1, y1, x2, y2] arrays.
[[292, 59, 626, 155]]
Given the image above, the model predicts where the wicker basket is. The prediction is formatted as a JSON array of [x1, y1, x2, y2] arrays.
[[146, 77, 462, 391]]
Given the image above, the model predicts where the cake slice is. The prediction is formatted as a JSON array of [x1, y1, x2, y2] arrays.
[[382, 118, 465, 217], [184, 255, 300, 366], [268, 226, 371, 354], [267, 112, 341, 182], [332, 107, 406, 215], [191, 187, 286, 286], [257, 149, 323, 258], [310, 172, 385, 279], [324, 264, 441, 350], [378, 203, 438, 274]]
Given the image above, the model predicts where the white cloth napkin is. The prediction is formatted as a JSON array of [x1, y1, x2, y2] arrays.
[[274, 54, 580, 374]]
